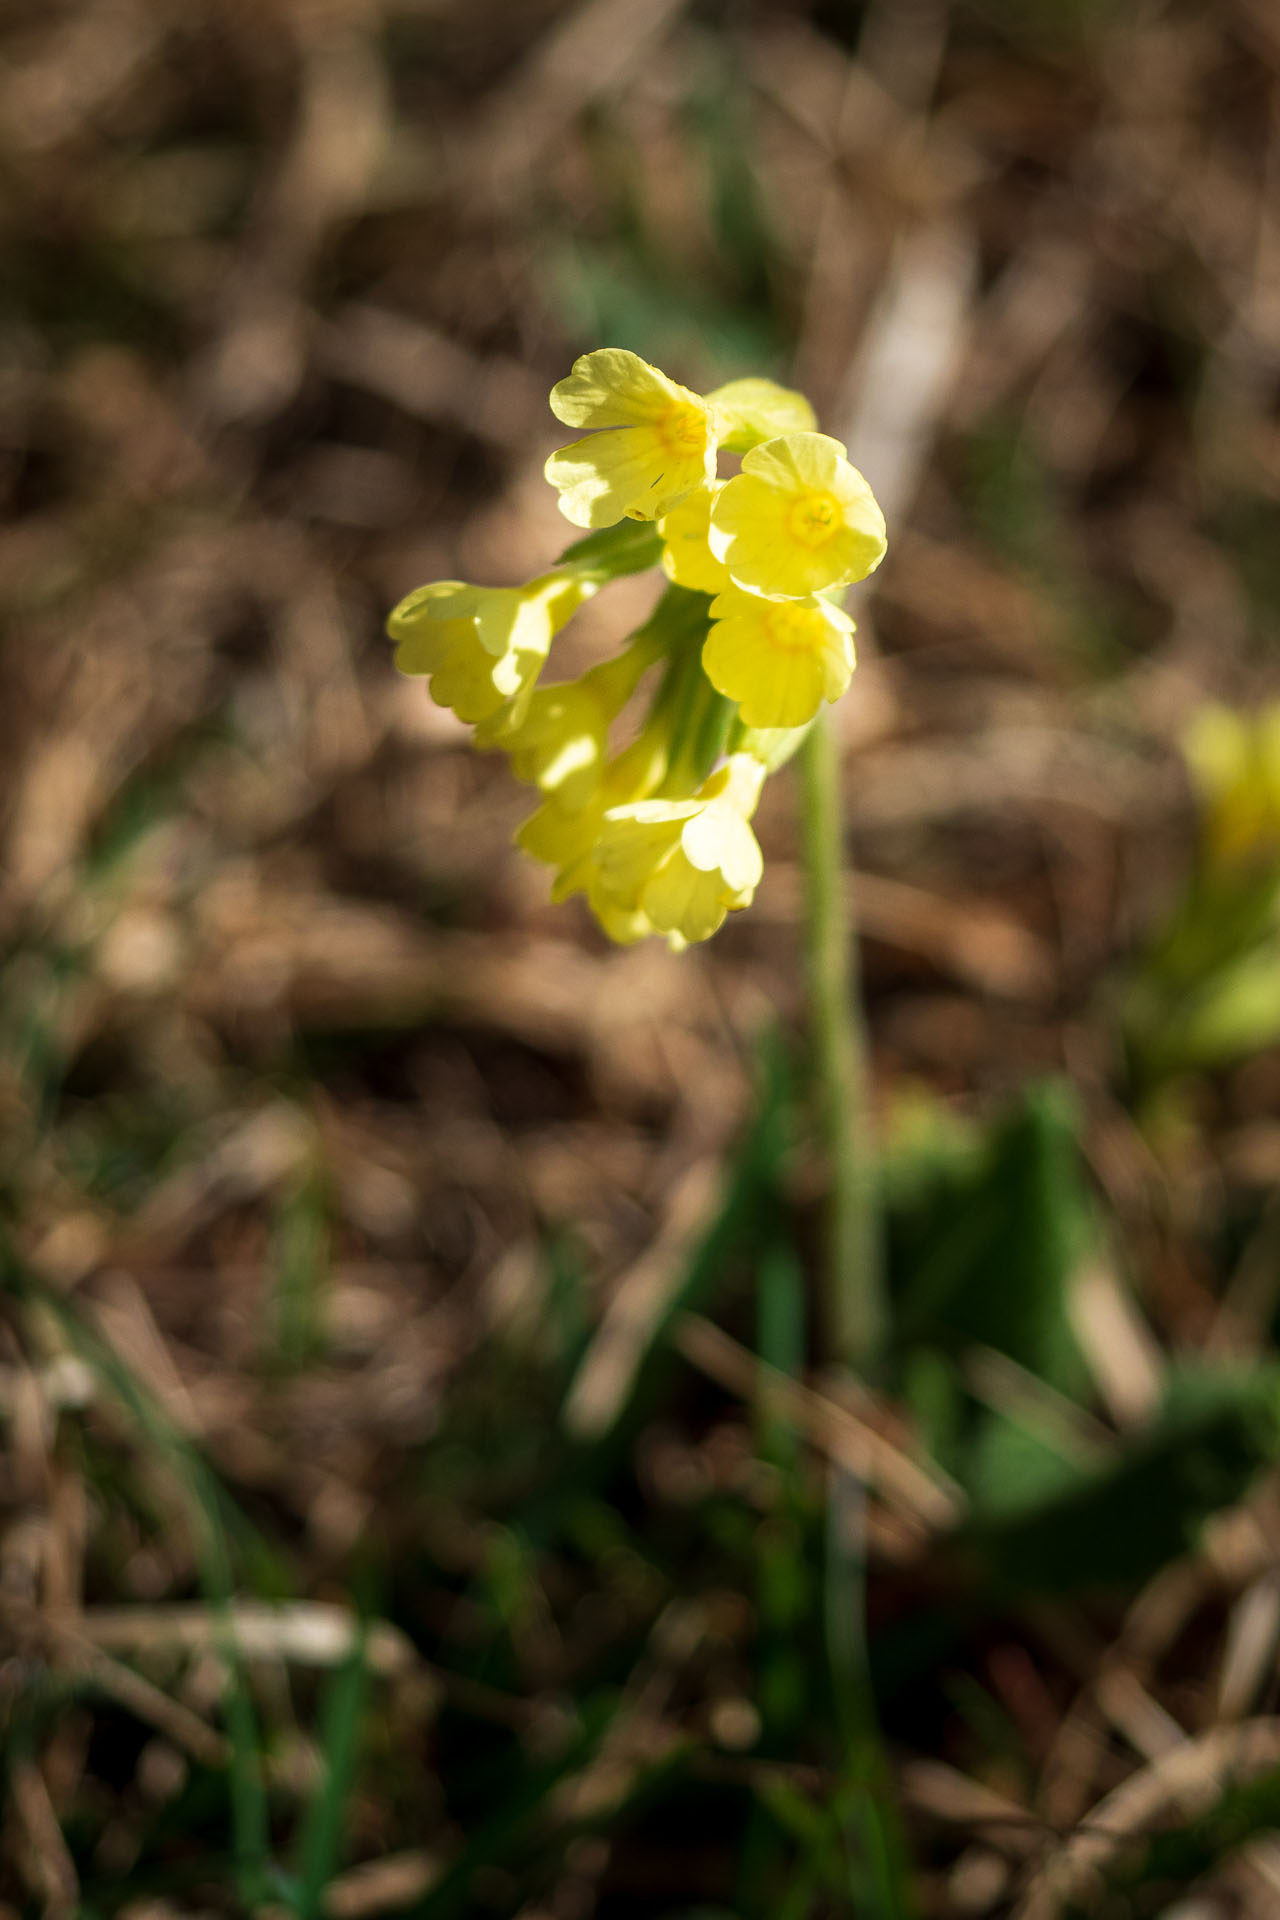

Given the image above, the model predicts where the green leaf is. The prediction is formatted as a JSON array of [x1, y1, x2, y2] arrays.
[[973, 1366, 1280, 1591], [892, 1081, 1090, 1398], [963, 1405, 1101, 1520], [555, 519, 663, 577]]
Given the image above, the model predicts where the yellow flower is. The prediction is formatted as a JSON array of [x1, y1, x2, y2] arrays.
[[592, 753, 765, 946], [709, 432, 886, 598], [659, 485, 729, 594], [703, 584, 855, 729], [587, 893, 658, 945], [545, 349, 718, 528], [476, 643, 657, 808], [517, 790, 604, 876], [704, 377, 816, 452], [520, 734, 664, 940], [519, 778, 659, 945], [389, 573, 590, 725], [518, 731, 669, 887]]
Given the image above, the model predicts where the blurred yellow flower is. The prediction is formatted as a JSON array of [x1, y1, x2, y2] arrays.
[[477, 642, 657, 808], [519, 732, 665, 943], [592, 753, 765, 946], [389, 572, 590, 725], [659, 485, 729, 594], [586, 893, 658, 945], [704, 377, 816, 451], [545, 349, 718, 528], [518, 731, 669, 889], [709, 432, 886, 599], [1185, 702, 1280, 867], [703, 585, 855, 729]]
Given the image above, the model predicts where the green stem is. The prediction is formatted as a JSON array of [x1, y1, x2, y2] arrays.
[[798, 713, 885, 1372]]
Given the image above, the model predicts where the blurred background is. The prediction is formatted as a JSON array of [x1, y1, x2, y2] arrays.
[[7, 0, 1280, 1914]]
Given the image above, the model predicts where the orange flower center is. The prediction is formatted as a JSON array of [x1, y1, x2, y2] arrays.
[[657, 402, 708, 456], [787, 491, 841, 547]]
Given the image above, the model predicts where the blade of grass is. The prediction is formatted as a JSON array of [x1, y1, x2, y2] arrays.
[[736, 1238, 810, 1916], [289, 1624, 370, 1920], [269, 1167, 330, 1373], [406, 1695, 618, 1920], [756, 1239, 806, 1471], [825, 1461, 915, 1919], [6, 1249, 274, 1908]]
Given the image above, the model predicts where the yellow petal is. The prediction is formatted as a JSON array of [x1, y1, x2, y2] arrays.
[[392, 618, 454, 677], [827, 465, 889, 582], [508, 686, 607, 805], [592, 802, 694, 909], [518, 796, 599, 871], [420, 623, 513, 723], [681, 806, 763, 895], [472, 573, 587, 657], [702, 624, 822, 728], [549, 349, 698, 429], [519, 728, 672, 892], [659, 485, 728, 592], [391, 574, 582, 723], [545, 427, 713, 528], [705, 378, 817, 452], [709, 433, 887, 597], [586, 882, 657, 945], [739, 431, 847, 492], [703, 591, 855, 728], [387, 580, 473, 643], [641, 850, 732, 944]]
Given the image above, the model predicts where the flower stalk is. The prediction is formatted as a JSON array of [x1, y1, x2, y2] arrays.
[[798, 711, 885, 1372]]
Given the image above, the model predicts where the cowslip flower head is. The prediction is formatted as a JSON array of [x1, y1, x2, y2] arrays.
[[659, 485, 729, 594], [390, 353, 889, 949], [545, 349, 718, 528], [390, 572, 590, 725], [703, 584, 855, 729], [591, 753, 766, 947], [709, 432, 886, 599]]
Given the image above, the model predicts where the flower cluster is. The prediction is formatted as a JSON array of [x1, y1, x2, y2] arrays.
[[389, 349, 887, 947]]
